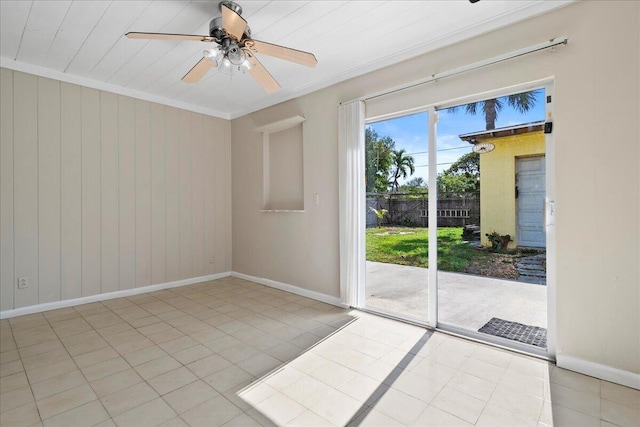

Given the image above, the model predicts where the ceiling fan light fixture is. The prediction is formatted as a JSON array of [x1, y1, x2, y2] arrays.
[[240, 58, 252, 72], [218, 57, 236, 76], [204, 47, 223, 66], [227, 43, 245, 66], [218, 55, 251, 76]]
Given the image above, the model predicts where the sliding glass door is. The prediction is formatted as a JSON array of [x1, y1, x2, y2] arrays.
[[435, 87, 550, 355], [364, 112, 430, 323], [361, 83, 555, 357]]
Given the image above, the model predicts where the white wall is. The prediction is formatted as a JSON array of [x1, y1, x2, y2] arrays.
[[0, 69, 232, 311], [232, 1, 639, 377]]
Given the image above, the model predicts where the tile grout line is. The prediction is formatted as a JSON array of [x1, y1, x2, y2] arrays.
[[4, 277, 631, 426]]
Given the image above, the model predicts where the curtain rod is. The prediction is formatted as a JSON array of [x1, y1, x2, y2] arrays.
[[341, 36, 568, 105]]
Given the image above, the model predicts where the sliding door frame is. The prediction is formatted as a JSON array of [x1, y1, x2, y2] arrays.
[[362, 79, 556, 360], [431, 79, 555, 360]]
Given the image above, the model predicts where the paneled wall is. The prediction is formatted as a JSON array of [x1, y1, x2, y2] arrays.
[[0, 68, 231, 311]]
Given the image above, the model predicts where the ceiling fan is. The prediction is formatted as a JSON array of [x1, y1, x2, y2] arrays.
[[125, 1, 318, 93]]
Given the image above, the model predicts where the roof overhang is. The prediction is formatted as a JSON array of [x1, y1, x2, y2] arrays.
[[459, 121, 544, 144]]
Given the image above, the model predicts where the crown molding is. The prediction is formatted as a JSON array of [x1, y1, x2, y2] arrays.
[[0, 58, 231, 120]]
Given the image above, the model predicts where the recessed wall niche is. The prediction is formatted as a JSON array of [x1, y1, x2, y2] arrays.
[[256, 116, 305, 212]]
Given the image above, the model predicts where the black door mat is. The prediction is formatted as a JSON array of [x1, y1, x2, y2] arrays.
[[478, 317, 547, 348]]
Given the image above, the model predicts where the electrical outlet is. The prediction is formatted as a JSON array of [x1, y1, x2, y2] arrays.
[[17, 277, 28, 289]]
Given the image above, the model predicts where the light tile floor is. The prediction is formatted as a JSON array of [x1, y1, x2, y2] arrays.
[[0, 277, 638, 427]]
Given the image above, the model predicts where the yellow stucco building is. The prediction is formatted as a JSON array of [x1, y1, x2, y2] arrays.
[[460, 122, 546, 249]]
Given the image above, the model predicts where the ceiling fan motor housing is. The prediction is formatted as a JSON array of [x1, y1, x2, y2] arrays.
[[209, 16, 251, 41], [209, 17, 226, 40], [219, 1, 242, 15]]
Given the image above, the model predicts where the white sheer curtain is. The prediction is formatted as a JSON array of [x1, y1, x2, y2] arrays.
[[338, 100, 365, 307]]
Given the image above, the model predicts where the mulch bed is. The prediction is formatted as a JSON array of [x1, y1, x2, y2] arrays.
[[464, 252, 520, 279]]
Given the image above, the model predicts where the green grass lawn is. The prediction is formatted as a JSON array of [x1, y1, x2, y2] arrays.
[[366, 226, 490, 272]]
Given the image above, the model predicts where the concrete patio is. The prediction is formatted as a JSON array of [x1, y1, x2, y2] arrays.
[[365, 261, 547, 332]]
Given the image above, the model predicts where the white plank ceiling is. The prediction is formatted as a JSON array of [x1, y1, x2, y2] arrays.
[[0, 0, 572, 119]]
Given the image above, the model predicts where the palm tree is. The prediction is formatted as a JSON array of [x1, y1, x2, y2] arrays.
[[389, 149, 415, 191], [365, 127, 395, 193], [452, 91, 538, 130]]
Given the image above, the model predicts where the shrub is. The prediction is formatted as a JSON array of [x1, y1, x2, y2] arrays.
[[485, 231, 511, 252]]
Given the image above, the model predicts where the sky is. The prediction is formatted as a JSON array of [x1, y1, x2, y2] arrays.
[[367, 89, 546, 187]]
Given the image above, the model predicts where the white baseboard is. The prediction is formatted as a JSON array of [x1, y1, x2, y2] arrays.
[[0, 272, 231, 320], [556, 354, 640, 390], [231, 271, 346, 308]]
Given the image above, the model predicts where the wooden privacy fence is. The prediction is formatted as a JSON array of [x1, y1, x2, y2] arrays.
[[366, 192, 480, 227]]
